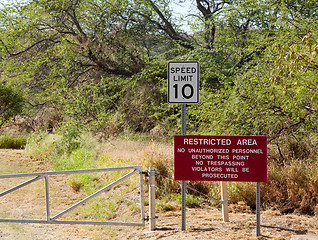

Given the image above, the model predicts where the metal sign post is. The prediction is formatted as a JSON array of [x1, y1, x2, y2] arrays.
[[256, 182, 261, 236], [168, 61, 199, 231], [181, 104, 186, 231]]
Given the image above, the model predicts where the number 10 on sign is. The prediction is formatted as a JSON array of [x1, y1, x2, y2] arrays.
[[168, 61, 199, 104]]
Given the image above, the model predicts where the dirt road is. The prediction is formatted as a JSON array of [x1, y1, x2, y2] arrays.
[[0, 149, 317, 240]]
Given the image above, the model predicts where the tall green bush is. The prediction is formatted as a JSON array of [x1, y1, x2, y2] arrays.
[[0, 83, 24, 128]]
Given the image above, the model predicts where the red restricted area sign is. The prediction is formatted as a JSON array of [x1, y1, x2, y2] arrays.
[[174, 135, 267, 182]]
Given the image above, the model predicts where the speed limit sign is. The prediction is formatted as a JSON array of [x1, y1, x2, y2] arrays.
[[168, 61, 199, 104]]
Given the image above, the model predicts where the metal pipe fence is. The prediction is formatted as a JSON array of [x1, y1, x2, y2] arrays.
[[0, 166, 145, 226]]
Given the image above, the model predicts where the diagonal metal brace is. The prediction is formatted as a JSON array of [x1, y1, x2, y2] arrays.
[[0, 175, 43, 198], [50, 169, 138, 221]]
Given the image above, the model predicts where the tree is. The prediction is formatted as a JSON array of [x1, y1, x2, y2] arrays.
[[0, 83, 24, 127], [0, 0, 170, 113], [140, 0, 233, 50], [0, 0, 150, 78], [0, 0, 317, 139]]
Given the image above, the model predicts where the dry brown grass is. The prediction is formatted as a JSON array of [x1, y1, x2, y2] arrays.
[[101, 137, 318, 216], [262, 159, 318, 215]]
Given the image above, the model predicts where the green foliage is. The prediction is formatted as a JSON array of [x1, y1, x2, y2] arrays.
[[155, 192, 200, 212], [55, 122, 84, 155], [68, 172, 101, 194], [0, 135, 27, 149], [206, 31, 318, 150], [175, 193, 201, 208], [52, 149, 96, 171], [1, 0, 317, 139], [26, 122, 94, 164], [0, 83, 24, 127], [25, 131, 56, 159]]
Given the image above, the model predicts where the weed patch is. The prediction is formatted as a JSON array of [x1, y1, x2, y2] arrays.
[[0, 135, 27, 149]]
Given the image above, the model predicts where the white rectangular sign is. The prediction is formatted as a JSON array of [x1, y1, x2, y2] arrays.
[[168, 61, 199, 104]]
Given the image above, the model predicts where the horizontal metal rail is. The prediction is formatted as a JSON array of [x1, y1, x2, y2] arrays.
[[0, 166, 145, 226], [0, 218, 144, 226], [0, 166, 142, 179]]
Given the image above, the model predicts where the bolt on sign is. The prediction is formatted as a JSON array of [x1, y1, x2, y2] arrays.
[[168, 61, 199, 104], [174, 135, 267, 182]]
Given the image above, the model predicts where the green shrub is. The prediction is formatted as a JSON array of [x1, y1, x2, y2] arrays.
[[176, 193, 201, 208], [0, 84, 24, 128], [0, 135, 28, 149], [52, 149, 96, 171], [56, 122, 84, 155], [25, 131, 59, 160]]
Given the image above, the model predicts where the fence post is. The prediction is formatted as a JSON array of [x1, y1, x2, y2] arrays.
[[139, 167, 145, 226], [221, 181, 229, 222], [44, 175, 50, 221], [149, 167, 156, 231]]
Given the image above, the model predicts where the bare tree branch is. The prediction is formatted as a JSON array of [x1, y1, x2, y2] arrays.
[[145, 0, 194, 50], [8, 35, 60, 57]]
